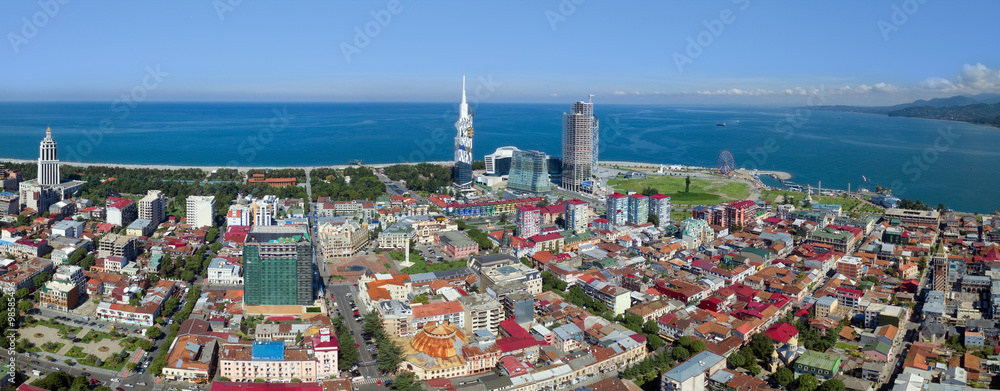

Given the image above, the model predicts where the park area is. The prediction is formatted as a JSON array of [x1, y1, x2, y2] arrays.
[[760, 190, 884, 215], [18, 318, 143, 372], [608, 175, 753, 206]]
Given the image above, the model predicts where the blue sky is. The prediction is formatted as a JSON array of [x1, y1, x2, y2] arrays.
[[2, 0, 999, 105]]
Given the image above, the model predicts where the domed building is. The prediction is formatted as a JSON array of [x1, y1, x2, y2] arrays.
[[399, 321, 502, 380], [410, 321, 468, 358]]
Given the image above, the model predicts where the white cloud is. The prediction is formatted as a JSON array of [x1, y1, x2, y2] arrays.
[[612, 91, 626, 96], [920, 63, 1000, 93], [871, 82, 899, 93]]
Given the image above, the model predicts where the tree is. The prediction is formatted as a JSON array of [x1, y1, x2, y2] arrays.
[[18, 301, 33, 313], [796, 374, 819, 391], [392, 371, 424, 391], [774, 367, 794, 387], [748, 364, 761, 376], [727, 351, 746, 368], [689, 339, 706, 354], [218, 377, 231, 382], [685, 176, 691, 192], [146, 327, 163, 339], [749, 333, 775, 359], [817, 379, 846, 391], [642, 320, 659, 336], [672, 346, 690, 361]]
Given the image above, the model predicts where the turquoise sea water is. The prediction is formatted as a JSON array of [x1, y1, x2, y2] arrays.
[[0, 102, 997, 212]]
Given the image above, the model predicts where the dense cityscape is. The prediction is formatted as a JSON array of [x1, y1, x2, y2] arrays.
[[3, 2, 1000, 391], [0, 77, 997, 391]]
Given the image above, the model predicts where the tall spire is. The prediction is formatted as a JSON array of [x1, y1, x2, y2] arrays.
[[459, 75, 468, 119]]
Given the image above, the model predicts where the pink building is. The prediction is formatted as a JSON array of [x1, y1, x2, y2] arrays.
[[515, 205, 541, 238]]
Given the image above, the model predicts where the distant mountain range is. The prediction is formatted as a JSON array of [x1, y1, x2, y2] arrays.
[[814, 93, 1000, 127]]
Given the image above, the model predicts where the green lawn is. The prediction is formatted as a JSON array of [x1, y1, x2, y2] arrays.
[[835, 342, 858, 350], [608, 176, 750, 206], [671, 210, 690, 222]]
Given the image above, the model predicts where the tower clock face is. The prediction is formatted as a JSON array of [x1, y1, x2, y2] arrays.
[[467, 127, 474, 137]]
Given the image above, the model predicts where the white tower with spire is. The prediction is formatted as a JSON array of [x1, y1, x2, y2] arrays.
[[453, 76, 474, 191], [38, 127, 60, 186]]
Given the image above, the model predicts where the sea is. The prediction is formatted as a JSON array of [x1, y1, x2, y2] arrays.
[[0, 102, 997, 213]]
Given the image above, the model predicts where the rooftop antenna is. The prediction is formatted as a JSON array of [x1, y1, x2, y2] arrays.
[[588, 94, 595, 103]]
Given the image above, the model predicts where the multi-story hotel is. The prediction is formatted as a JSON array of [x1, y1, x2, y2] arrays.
[[316, 217, 370, 258], [507, 150, 551, 194], [561, 99, 599, 193], [138, 190, 166, 224], [186, 195, 216, 228]]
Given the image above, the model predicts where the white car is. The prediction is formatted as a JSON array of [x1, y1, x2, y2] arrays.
[[111, 378, 121, 382]]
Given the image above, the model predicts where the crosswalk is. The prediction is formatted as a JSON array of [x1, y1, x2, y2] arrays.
[[353, 376, 390, 385]]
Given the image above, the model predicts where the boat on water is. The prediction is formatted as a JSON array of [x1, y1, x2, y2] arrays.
[[716, 122, 726, 127]]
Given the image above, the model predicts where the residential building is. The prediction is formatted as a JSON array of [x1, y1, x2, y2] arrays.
[[138, 190, 166, 224], [564, 199, 589, 233], [649, 194, 672, 228], [218, 334, 338, 383], [51, 220, 83, 238], [0, 257, 53, 293], [316, 217, 369, 258], [161, 334, 219, 382], [606, 193, 628, 226], [53, 264, 86, 291], [243, 226, 313, 306], [561, 100, 599, 193], [507, 149, 551, 193], [458, 293, 503, 335], [580, 277, 632, 315], [207, 258, 243, 285], [125, 219, 154, 237], [226, 204, 252, 226], [515, 205, 541, 238], [106, 197, 137, 227], [98, 234, 138, 263], [660, 351, 726, 391], [482, 263, 542, 296], [411, 301, 466, 331], [837, 256, 864, 279], [503, 292, 535, 328], [95, 280, 176, 326], [436, 230, 478, 259], [794, 350, 841, 381], [40, 280, 79, 311], [814, 296, 838, 318], [0, 192, 19, 218], [186, 195, 216, 228], [628, 193, 649, 225]]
